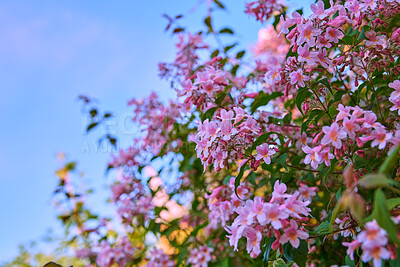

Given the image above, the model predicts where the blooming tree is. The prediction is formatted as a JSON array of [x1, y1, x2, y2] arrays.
[[33, 0, 400, 266]]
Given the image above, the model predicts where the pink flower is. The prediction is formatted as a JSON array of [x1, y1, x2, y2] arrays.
[[363, 111, 377, 129], [297, 21, 321, 47], [361, 246, 390, 267], [279, 220, 309, 248], [370, 127, 392, 150], [255, 143, 276, 164], [357, 220, 388, 247], [298, 44, 316, 65], [342, 240, 361, 260], [343, 115, 361, 139], [289, 69, 310, 87], [364, 31, 386, 47], [302, 145, 322, 169], [324, 27, 344, 43], [271, 180, 291, 202], [312, 48, 331, 69], [336, 104, 352, 121], [321, 123, 347, 149], [262, 202, 289, 229], [320, 147, 335, 166], [310, 1, 326, 19], [243, 227, 262, 257], [389, 80, 400, 91]]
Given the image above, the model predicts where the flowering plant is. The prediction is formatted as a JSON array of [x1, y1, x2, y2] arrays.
[[34, 0, 400, 266]]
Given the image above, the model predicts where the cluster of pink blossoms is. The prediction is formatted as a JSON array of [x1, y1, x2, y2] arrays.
[[78, 236, 135, 267], [302, 104, 398, 169], [195, 107, 261, 171], [187, 245, 213, 267], [245, 0, 284, 23], [126, 92, 182, 156], [111, 174, 154, 226], [226, 181, 313, 258], [159, 33, 208, 80], [177, 66, 229, 111], [343, 220, 391, 267], [389, 80, 400, 114], [145, 247, 175, 267], [205, 177, 250, 229]]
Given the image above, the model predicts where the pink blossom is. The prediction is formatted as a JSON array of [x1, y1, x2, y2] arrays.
[[262, 202, 289, 229], [321, 123, 347, 149], [361, 245, 390, 267], [298, 44, 316, 65], [243, 226, 262, 257], [271, 180, 291, 202], [370, 127, 392, 150], [342, 239, 361, 260], [320, 147, 335, 166], [357, 220, 388, 247], [255, 143, 276, 164], [310, 1, 326, 19], [343, 115, 361, 139], [289, 69, 310, 87], [325, 27, 344, 43], [279, 220, 309, 248], [336, 104, 352, 121], [302, 145, 322, 169], [297, 21, 321, 47]]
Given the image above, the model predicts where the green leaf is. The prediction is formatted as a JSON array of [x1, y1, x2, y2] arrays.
[[387, 198, 400, 210], [209, 258, 230, 267], [283, 240, 308, 267], [234, 163, 247, 199], [211, 49, 220, 58], [358, 173, 399, 189], [201, 107, 218, 121], [295, 88, 312, 115], [204, 16, 213, 32], [263, 236, 275, 265], [372, 189, 400, 246], [315, 78, 332, 94], [378, 144, 400, 175], [86, 122, 98, 132], [224, 43, 237, 53], [248, 171, 256, 186], [345, 255, 356, 267], [219, 28, 233, 34], [236, 50, 245, 59], [324, 158, 338, 186], [315, 221, 332, 237], [177, 246, 187, 266], [251, 91, 284, 113], [301, 109, 324, 134], [251, 131, 280, 151], [273, 153, 288, 171], [357, 26, 367, 41], [271, 258, 288, 267]]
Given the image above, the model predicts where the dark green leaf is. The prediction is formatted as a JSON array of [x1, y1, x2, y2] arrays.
[[219, 28, 233, 34], [251, 91, 284, 113], [372, 189, 400, 246], [86, 122, 98, 132]]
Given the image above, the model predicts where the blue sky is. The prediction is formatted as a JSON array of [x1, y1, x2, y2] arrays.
[[0, 0, 312, 262]]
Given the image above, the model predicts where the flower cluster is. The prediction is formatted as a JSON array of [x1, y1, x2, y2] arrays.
[[205, 177, 250, 229], [187, 245, 213, 267], [302, 104, 397, 169], [343, 220, 391, 267], [226, 181, 311, 258], [195, 108, 261, 171], [177, 66, 230, 111], [145, 248, 175, 267], [111, 174, 154, 226]]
